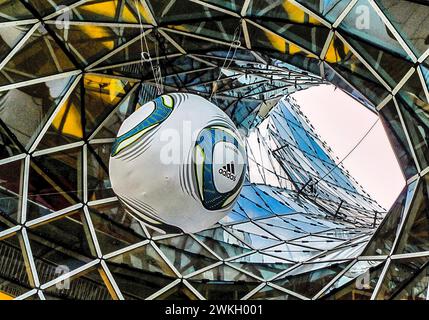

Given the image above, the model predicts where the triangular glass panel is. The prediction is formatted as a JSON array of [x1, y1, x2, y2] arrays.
[[340, 0, 412, 61], [188, 264, 260, 300], [35, 81, 83, 151], [27, 210, 97, 285], [0, 159, 24, 223], [146, 0, 225, 24], [395, 96, 429, 170], [398, 69, 428, 106], [89, 201, 146, 238], [317, 228, 367, 241], [156, 235, 219, 276], [240, 185, 268, 207], [344, 34, 413, 88], [323, 260, 386, 300], [28, 147, 82, 214], [247, 22, 318, 58], [83, 74, 138, 137], [294, 0, 352, 23], [323, 36, 389, 106], [93, 92, 137, 139], [0, 233, 33, 298], [96, 30, 179, 68], [246, 23, 321, 76], [219, 206, 249, 224], [164, 29, 237, 54], [376, 256, 429, 299], [72, 0, 155, 24], [106, 244, 177, 300], [51, 24, 141, 66], [87, 143, 114, 202], [395, 175, 429, 254], [379, 99, 417, 179], [95, 60, 154, 81], [0, 26, 75, 86], [290, 235, 345, 251], [159, 55, 209, 79], [339, 0, 412, 88], [393, 263, 429, 300], [223, 224, 281, 250], [252, 187, 295, 214], [0, 25, 31, 61], [0, 1, 34, 22], [375, 0, 429, 57], [263, 243, 321, 262], [193, 228, 253, 260], [0, 120, 25, 160], [0, 76, 77, 150], [88, 208, 147, 256], [167, 17, 246, 47], [248, 0, 321, 23], [253, 219, 305, 241], [362, 183, 414, 256], [44, 266, 112, 300], [230, 222, 279, 239], [280, 213, 330, 233], [234, 196, 274, 220], [251, 9, 329, 55], [25, 0, 77, 17], [272, 261, 350, 298], [229, 252, 293, 280]]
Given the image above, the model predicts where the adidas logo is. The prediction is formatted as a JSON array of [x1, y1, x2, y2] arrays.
[[218, 162, 236, 181]]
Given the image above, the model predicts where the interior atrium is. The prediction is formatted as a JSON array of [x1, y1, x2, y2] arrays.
[[0, 0, 428, 300]]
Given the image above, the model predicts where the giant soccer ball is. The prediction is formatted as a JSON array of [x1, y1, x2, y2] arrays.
[[109, 93, 247, 234]]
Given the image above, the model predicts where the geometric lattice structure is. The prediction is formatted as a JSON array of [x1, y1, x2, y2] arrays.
[[0, 0, 429, 300]]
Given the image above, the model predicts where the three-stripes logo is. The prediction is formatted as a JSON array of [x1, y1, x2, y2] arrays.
[[218, 162, 236, 182]]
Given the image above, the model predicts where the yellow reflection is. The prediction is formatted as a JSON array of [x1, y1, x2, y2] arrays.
[[80, 25, 115, 51], [52, 99, 83, 138], [167, 25, 189, 33], [282, 0, 321, 25], [79, 0, 154, 24], [51, 75, 130, 139], [109, 79, 127, 102], [265, 31, 316, 57], [85, 74, 127, 102], [0, 291, 13, 300], [324, 36, 353, 71], [266, 31, 286, 53]]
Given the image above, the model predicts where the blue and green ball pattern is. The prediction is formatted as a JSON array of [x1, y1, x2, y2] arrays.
[[111, 95, 174, 157], [194, 126, 246, 211]]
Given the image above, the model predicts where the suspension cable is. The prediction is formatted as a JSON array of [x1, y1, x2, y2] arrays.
[[313, 118, 380, 187], [134, 0, 163, 95], [210, 21, 242, 100]]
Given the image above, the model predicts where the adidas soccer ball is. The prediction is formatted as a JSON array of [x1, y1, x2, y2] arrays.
[[109, 93, 247, 234]]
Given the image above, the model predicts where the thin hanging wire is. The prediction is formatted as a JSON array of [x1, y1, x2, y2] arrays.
[[154, 33, 164, 92], [134, 0, 163, 95], [210, 21, 243, 101], [313, 118, 380, 188]]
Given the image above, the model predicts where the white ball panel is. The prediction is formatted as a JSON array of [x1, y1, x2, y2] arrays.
[[109, 93, 247, 234]]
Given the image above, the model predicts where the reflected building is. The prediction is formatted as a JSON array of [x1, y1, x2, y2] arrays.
[[0, 0, 428, 300]]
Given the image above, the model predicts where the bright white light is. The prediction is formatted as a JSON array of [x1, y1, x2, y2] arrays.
[[292, 84, 405, 210]]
